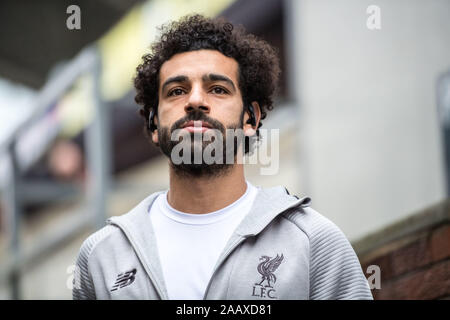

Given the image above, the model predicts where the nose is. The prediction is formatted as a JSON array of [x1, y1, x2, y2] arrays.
[[184, 85, 210, 113]]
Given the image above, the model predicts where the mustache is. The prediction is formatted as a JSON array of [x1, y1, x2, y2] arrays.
[[171, 110, 226, 133]]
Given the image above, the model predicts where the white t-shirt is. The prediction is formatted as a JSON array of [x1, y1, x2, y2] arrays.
[[149, 181, 258, 300]]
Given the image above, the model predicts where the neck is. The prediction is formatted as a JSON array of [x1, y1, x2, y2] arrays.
[[167, 163, 247, 214]]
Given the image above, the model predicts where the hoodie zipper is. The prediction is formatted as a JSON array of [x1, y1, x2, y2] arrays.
[[202, 235, 247, 300]]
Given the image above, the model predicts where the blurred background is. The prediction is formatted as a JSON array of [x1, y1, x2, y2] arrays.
[[0, 0, 449, 299]]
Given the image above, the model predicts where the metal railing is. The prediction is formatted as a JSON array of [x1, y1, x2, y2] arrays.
[[0, 44, 111, 299]]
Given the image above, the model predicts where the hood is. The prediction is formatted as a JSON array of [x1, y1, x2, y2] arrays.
[[107, 185, 311, 238]]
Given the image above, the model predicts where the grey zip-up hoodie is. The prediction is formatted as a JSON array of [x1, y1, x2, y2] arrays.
[[72, 186, 373, 300]]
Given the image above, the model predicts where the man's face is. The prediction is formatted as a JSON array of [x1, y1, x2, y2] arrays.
[[153, 49, 254, 176]]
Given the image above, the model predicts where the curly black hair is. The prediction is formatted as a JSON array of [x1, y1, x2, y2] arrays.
[[134, 14, 281, 152]]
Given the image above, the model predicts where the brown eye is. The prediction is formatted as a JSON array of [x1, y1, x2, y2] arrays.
[[168, 88, 185, 96], [211, 87, 227, 94]]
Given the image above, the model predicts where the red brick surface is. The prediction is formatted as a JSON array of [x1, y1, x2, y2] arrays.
[[362, 254, 393, 281], [372, 259, 450, 300], [389, 235, 432, 278], [430, 225, 450, 262], [360, 223, 450, 300]]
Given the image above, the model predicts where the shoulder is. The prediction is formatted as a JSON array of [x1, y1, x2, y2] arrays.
[[73, 225, 122, 300], [282, 204, 348, 246], [77, 225, 120, 263], [283, 205, 357, 265], [77, 190, 165, 262], [283, 204, 373, 299]]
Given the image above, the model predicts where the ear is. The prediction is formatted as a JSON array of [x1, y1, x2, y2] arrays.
[[243, 101, 261, 137], [151, 114, 159, 145]]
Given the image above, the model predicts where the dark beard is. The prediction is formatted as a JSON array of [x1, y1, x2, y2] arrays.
[[158, 109, 245, 178]]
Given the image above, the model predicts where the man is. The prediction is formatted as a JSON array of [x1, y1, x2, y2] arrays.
[[73, 14, 373, 300]]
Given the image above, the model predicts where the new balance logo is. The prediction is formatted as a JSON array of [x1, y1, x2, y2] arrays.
[[111, 269, 137, 292]]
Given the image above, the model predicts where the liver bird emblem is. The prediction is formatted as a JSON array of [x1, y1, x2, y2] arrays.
[[255, 254, 284, 288]]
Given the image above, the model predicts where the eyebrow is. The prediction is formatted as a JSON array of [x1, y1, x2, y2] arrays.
[[202, 73, 236, 92], [161, 75, 188, 93], [160, 73, 237, 93]]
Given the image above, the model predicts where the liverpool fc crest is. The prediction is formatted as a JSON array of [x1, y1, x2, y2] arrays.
[[252, 254, 284, 299]]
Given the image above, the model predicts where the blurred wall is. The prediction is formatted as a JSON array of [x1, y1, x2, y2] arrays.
[[357, 198, 450, 299], [288, 0, 450, 241]]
